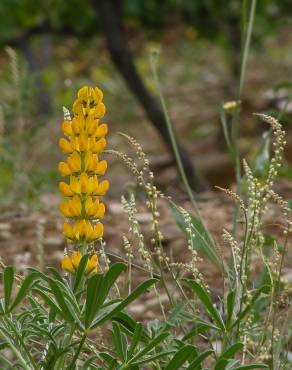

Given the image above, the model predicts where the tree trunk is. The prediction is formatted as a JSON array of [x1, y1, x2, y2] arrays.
[[91, 0, 208, 193]]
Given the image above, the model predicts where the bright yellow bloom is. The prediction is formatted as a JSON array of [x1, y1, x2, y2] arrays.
[[63, 220, 103, 243], [223, 100, 239, 112], [58, 86, 109, 251], [60, 196, 82, 218], [62, 251, 99, 274]]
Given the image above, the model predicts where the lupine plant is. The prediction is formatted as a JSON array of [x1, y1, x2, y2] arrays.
[[0, 87, 290, 369]]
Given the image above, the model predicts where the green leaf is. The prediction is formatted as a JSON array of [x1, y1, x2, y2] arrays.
[[112, 322, 127, 361], [10, 272, 39, 311], [231, 287, 267, 329], [3, 266, 14, 312], [186, 350, 213, 370], [80, 354, 97, 369], [73, 255, 88, 293], [91, 278, 157, 328], [183, 279, 225, 332], [226, 290, 235, 327], [215, 342, 243, 370], [99, 352, 119, 367], [182, 322, 217, 341], [85, 263, 126, 329], [33, 287, 63, 317], [165, 344, 197, 370], [134, 350, 175, 365], [128, 323, 143, 357], [47, 279, 75, 322], [172, 205, 224, 271], [101, 263, 127, 303], [113, 312, 150, 343], [129, 332, 169, 364], [85, 273, 104, 328]]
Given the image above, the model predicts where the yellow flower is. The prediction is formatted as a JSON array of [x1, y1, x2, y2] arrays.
[[60, 196, 82, 218], [85, 254, 99, 274], [58, 86, 109, 251], [63, 220, 103, 243], [61, 252, 99, 274], [62, 120, 73, 136], [59, 138, 73, 154], [61, 255, 74, 272], [223, 100, 239, 112]]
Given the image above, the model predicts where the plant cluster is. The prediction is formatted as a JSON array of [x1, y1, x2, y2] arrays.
[[0, 87, 290, 369]]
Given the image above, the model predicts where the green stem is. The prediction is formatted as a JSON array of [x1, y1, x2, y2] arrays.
[[231, 0, 257, 236], [149, 52, 198, 214], [68, 333, 87, 370]]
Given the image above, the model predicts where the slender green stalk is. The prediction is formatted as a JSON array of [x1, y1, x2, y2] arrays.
[[149, 51, 198, 214], [68, 333, 87, 370], [231, 0, 257, 236]]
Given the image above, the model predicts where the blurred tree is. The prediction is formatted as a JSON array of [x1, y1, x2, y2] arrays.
[[0, 0, 291, 192]]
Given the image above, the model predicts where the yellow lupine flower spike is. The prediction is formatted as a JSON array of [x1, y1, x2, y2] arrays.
[[58, 86, 108, 251]]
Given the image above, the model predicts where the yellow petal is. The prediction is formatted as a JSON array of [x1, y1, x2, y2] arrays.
[[58, 162, 72, 176], [59, 182, 74, 197], [90, 223, 103, 241], [78, 134, 88, 151], [63, 222, 74, 240], [68, 196, 82, 217], [70, 176, 81, 194], [86, 114, 97, 136], [92, 138, 106, 153], [95, 123, 108, 138], [60, 202, 71, 217], [59, 138, 73, 154], [71, 251, 82, 269], [94, 160, 107, 175], [94, 202, 105, 219], [71, 117, 82, 134], [85, 254, 99, 275], [77, 86, 90, 100], [94, 103, 106, 119], [73, 100, 83, 117], [85, 196, 94, 217], [68, 152, 81, 173], [94, 87, 103, 102], [96, 180, 109, 196], [62, 121, 72, 136], [62, 255, 74, 272], [80, 173, 89, 193]]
